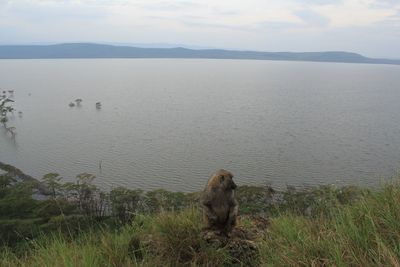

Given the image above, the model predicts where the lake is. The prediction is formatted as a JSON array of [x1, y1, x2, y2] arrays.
[[1, 59, 400, 191]]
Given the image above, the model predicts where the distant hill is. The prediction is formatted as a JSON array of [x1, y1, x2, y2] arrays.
[[0, 43, 399, 65]]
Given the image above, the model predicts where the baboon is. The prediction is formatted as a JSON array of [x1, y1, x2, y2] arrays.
[[201, 169, 238, 235]]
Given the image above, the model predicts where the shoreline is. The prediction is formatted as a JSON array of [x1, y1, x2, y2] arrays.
[[0, 160, 372, 217], [0, 161, 50, 195], [0, 160, 388, 194]]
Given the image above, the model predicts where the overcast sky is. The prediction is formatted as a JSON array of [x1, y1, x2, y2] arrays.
[[0, 0, 399, 58]]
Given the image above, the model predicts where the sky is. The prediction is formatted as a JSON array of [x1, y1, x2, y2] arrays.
[[0, 0, 399, 58]]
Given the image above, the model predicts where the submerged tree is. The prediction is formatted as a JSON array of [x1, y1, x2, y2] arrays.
[[0, 93, 15, 135], [75, 99, 83, 108]]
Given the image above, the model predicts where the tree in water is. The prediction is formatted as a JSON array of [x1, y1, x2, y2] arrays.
[[0, 92, 15, 136], [75, 99, 83, 106]]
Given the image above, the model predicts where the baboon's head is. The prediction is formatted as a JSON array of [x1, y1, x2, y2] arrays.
[[215, 169, 237, 191]]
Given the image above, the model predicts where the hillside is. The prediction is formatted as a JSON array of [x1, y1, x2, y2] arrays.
[[1, 43, 399, 65], [1, 162, 400, 266]]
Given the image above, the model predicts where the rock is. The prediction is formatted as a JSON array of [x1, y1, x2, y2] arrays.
[[250, 215, 270, 232], [201, 215, 268, 266], [202, 230, 228, 246]]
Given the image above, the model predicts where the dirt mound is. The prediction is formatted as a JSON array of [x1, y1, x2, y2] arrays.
[[202, 215, 269, 266]]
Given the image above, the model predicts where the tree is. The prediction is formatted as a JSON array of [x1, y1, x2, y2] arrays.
[[75, 173, 98, 216], [0, 91, 16, 137], [41, 173, 62, 198], [110, 187, 143, 223], [0, 92, 14, 129], [0, 174, 13, 190], [75, 99, 82, 106]]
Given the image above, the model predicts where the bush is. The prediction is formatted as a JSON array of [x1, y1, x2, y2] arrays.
[[0, 218, 44, 246], [0, 182, 39, 219], [33, 199, 77, 219]]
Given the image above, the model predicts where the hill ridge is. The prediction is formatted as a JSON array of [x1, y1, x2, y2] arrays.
[[0, 43, 399, 65]]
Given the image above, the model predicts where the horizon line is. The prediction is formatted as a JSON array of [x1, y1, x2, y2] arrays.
[[0, 42, 387, 60]]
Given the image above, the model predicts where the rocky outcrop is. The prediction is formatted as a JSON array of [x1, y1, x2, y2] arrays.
[[0, 161, 50, 195]]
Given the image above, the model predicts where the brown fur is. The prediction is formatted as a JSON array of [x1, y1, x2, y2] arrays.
[[201, 169, 238, 235]]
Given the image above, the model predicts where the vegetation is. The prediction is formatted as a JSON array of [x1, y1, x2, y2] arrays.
[[1, 168, 400, 266], [0, 91, 15, 134], [258, 182, 400, 266]]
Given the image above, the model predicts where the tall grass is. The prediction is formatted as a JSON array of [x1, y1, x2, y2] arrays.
[[0, 208, 229, 267], [127, 207, 230, 266], [2, 182, 400, 266], [259, 180, 400, 266]]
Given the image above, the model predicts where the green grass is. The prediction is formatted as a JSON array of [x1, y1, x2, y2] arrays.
[[259, 181, 400, 266], [2, 181, 400, 266], [0, 208, 230, 267]]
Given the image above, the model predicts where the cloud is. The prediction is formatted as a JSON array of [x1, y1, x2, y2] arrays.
[[314, 0, 397, 27], [129, 0, 202, 11], [257, 21, 301, 31], [0, 0, 399, 57], [370, 0, 400, 9], [295, 0, 343, 6], [294, 9, 330, 27], [1, 0, 108, 22]]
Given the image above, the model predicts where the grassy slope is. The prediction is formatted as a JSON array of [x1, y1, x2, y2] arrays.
[[1, 181, 400, 267]]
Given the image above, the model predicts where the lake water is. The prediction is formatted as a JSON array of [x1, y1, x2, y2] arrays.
[[1, 59, 400, 191]]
